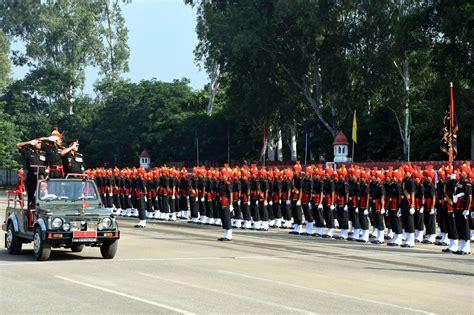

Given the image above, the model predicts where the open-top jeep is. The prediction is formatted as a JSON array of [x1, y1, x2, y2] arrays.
[[3, 177, 120, 261]]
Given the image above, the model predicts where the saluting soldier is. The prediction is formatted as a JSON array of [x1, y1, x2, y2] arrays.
[[16, 138, 47, 209], [40, 128, 65, 178], [61, 140, 84, 178]]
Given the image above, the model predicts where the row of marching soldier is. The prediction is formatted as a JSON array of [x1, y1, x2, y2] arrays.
[[85, 161, 472, 254]]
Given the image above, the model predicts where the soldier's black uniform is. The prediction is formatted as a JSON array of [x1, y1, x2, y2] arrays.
[[218, 179, 232, 230], [348, 179, 360, 231], [41, 142, 63, 178], [312, 178, 324, 231], [62, 152, 85, 177], [423, 180, 437, 237], [401, 177, 415, 233], [323, 178, 336, 229], [335, 178, 349, 231], [19, 144, 47, 209], [281, 178, 292, 222]]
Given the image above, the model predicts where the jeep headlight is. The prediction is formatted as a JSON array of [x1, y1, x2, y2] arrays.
[[62, 223, 70, 231], [101, 217, 112, 229], [52, 217, 63, 229]]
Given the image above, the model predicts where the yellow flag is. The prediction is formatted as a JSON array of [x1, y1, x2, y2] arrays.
[[352, 110, 357, 143]]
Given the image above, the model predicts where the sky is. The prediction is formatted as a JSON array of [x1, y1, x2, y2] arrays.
[[11, 0, 209, 94]]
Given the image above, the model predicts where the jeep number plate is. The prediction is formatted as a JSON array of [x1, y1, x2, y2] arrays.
[[72, 231, 97, 242]]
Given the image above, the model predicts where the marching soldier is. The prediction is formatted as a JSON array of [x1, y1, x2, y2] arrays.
[[290, 162, 303, 235], [301, 166, 315, 235], [371, 170, 386, 244], [347, 166, 360, 241], [435, 167, 449, 245], [240, 168, 252, 229], [231, 167, 243, 228], [335, 165, 349, 240], [281, 168, 293, 229], [413, 169, 425, 243], [401, 165, 416, 248], [357, 169, 371, 243], [453, 163, 472, 255], [270, 168, 283, 228], [421, 166, 437, 244], [312, 165, 325, 237], [258, 167, 270, 231], [387, 170, 403, 246], [217, 166, 233, 241], [322, 166, 336, 238]]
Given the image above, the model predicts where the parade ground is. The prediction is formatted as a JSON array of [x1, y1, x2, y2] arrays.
[[0, 194, 472, 314]]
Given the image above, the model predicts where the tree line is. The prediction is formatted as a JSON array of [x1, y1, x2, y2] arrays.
[[0, 0, 472, 169]]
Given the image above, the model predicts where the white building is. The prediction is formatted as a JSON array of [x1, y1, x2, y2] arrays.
[[333, 131, 350, 163], [139, 149, 151, 170]]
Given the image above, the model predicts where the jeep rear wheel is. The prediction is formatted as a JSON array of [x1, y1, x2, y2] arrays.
[[100, 240, 118, 259], [71, 244, 84, 252], [33, 228, 51, 261], [6, 223, 22, 255]]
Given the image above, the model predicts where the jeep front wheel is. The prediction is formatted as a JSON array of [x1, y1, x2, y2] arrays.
[[6, 223, 22, 255], [100, 240, 118, 259], [33, 228, 51, 261]]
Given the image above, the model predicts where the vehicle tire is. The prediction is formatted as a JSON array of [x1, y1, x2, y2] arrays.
[[100, 240, 118, 259], [33, 227, 51, 261], [70, 244, 84, 253], [6, 223, 22, 255]]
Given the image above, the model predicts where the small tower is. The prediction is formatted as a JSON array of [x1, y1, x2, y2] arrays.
[[333, 131, 350, 163], [139, 149, 151, 170]]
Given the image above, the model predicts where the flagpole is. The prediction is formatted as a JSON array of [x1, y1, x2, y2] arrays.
[[227, 125, 230, 164], [352, 139, 354, 162], [448, 82, 454, 165], [304, 131, 308, 165], [196, 135, 200, 166]]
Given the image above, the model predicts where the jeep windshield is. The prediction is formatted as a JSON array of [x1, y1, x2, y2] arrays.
[[37, 180, 99, 202]]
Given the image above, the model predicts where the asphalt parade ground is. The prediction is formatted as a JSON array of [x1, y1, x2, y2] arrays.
[[0, 194, 473, 314]]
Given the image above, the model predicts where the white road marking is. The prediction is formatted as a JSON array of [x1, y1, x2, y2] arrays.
[[218, 270, 434, 315], [138, 272, 316, 315], [55, 275, 193, 314]]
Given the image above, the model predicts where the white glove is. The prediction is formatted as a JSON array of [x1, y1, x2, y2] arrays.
[[308, 202, 312, 209], [279, 200, 282, 204], [296, 200, 301, 206], [363, 209, 369, 215], [354, 207, 359, 214], [200, 197, 205, 202], [195, 197, 198, 202], [409, 208, 415, 215], [419, 206, 424, 214], [144, 196, 148, 202], [172, 195, 176, 200], [449, 173, 456, 180], [286, 200, 291, 205], [380, 208, 385, 215], [330, 205, 335, 211], [453, 195, 458, 203], [237, 200, 241, 206], [462, 210, 469, 216], [397, 209, 402, 217], [318, 204, 323, 210], [229, 205, 234, 211], [128, 195, 131, 199], [471, 212, 474, 219], [429, 208, 435, 215], [247, 201, 251, 206], [264, 200, 268, 206], [343, 205, 348, 212], [186, 196, 189, 200], [109, 193, 113, 197], [256, 200, 259, 205], [269, 201, 273, 206]]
